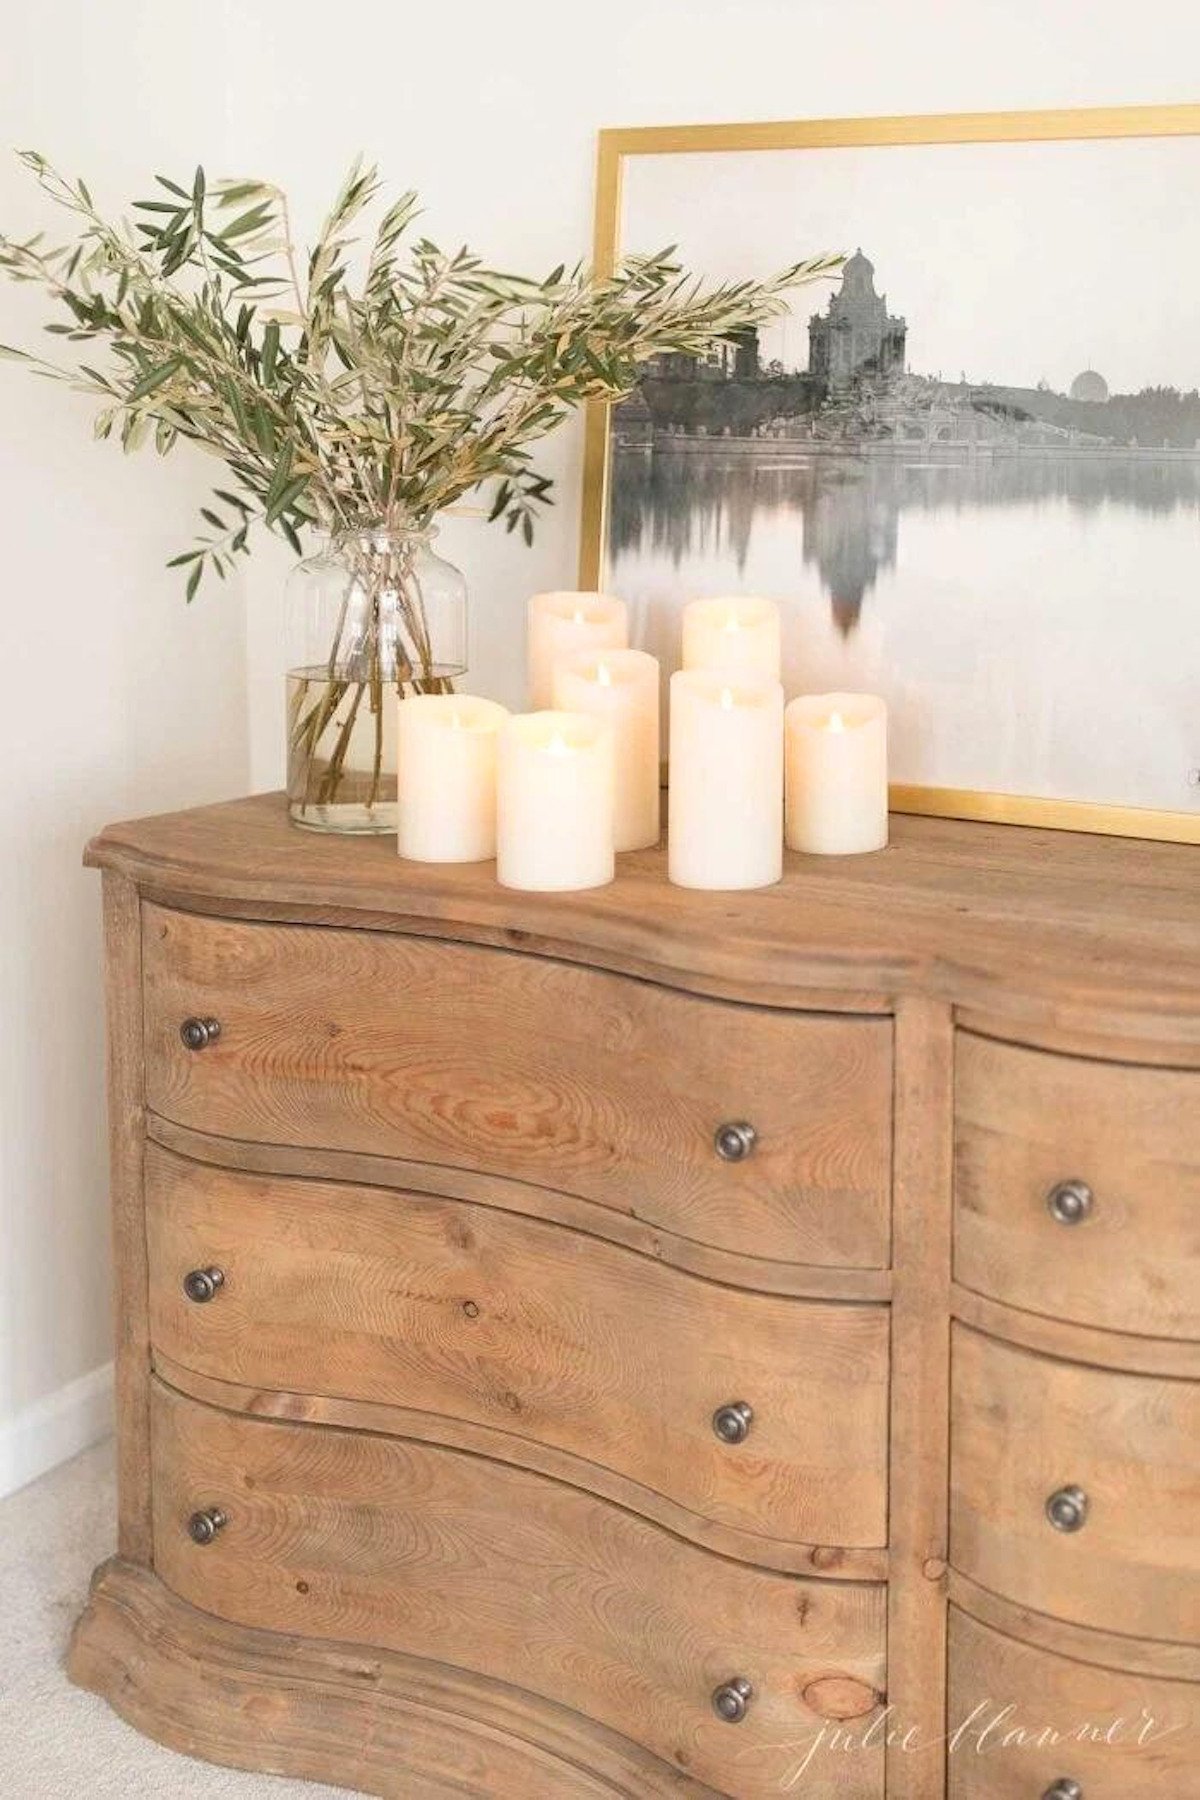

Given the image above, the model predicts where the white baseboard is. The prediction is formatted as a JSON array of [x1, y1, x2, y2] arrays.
[[0, 1361, 114, 1501]]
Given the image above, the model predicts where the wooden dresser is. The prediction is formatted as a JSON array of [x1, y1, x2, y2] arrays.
[[69, 796, 1199, 1799]]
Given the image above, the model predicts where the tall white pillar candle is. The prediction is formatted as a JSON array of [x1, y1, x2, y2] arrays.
[[681, 596, 781, 683], [785, 693, 888, 855], [497, 711, 615, 892], [668, 672, 784, 891], [396, 694, 508, 863], [553, 648, 660, 852], [527, 591, 628, 709]]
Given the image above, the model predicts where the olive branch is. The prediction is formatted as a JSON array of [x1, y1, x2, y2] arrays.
[[0, 151, 840, 599]]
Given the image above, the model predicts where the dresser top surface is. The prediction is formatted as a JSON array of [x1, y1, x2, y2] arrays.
[[87, 792, 1200, 1050]]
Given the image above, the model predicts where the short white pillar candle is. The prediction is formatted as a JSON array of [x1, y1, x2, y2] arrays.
[[553, 648, 660, 852], [396, 694, 509, 863], [497, 711, 615, 892], [681, 596, 781, 684], [668, 672, 784, 891], [527, 591, 628, 709], [785, 693, 889, 855]]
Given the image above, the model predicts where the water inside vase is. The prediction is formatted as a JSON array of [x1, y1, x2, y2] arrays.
[[286, 667, 403, 834]]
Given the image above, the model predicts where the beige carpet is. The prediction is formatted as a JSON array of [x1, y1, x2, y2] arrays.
[[0, 1438, 364, 1798]]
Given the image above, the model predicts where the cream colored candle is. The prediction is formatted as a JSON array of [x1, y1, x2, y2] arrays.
[[785, 693, 888, 855], [668, 672, 783, 891], [395, 694, 508, 863], [527, 591, 628, 709], [681, 596, 781, 683], [497, 711, 615, 891], [552, 648, 660, 852]]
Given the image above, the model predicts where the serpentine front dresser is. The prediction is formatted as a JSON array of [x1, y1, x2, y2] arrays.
[[69, 795, 1199, 1799]]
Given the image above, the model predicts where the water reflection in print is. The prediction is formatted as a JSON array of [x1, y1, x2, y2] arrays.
[[605, 445, 1200, 813]]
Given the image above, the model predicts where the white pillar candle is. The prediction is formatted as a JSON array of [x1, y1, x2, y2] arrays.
[[497, 711, 615, 892], [785, 693, 889, 855], [552, 649, 660, 852], [668, 672, 783, 891], [681, 596, 781, 683], [396, 694, 508, 863], [527, 591, 628, 709]]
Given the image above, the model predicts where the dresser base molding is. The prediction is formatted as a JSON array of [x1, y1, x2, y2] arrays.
[[67, 1559, 712, 1799]]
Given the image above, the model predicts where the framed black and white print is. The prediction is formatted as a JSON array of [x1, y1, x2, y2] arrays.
[[579, 107, 1200, 843]]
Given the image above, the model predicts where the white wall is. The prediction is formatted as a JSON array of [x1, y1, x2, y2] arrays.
[[1, 0, 1197, 1491], [0, 3, 250, 1494], [230, 0, 1200, 786]]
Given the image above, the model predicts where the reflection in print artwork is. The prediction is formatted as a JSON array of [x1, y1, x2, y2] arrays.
[[601, 141, 1200, 821]]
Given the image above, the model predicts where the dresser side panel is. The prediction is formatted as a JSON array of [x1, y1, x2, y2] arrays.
[[101, 870, 152, 1564]]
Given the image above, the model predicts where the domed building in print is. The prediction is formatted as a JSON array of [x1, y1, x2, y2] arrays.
[[1070, 368, 1109, 403], [808, 250, 907, 398]]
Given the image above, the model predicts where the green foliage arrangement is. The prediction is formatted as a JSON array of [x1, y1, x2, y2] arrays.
[[0, 152, 840, 597]]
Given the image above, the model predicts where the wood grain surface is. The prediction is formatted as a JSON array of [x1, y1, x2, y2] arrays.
[[884, 997, 955, 1800], [68, 1557, 715, 1798], [145, 1145, 890, 1553], [87, 791, 1200, 1051], [75, 790, 1200, 1798], [146, 1116, 893, 1303], [151, 1380, 887, 1798], [950, 1325, 1200, 1643], [151, 1352, 889, 1582], [100, 872, 153, 1564], [956, 1032, 1200, 1340], [949, 1568, 1200, 1684], [951, 1285, 1200, 1382], [142, 907, 893, 1269], [946, 1607, 1200, 1798]]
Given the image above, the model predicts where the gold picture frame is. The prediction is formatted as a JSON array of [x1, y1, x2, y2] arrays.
[[579, 105, 1200, 845]]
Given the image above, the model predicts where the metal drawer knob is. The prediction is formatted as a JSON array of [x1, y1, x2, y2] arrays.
[[183, 1267, 225, 1304], [712, 1677, 753, 1723], [1042, 1781, 1083, 1800], [712, 1401, 754, 1445], [180, 1016, 221, 1052], [714, 1121, 757, 1163], [1046, 1179, 1093, 1226], [1045, 1485, 1089, 1533], [187, 1506, 228, 1545]]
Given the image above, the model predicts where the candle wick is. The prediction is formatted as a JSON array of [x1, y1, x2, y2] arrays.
[[827, 710, 846, 733], [572, 609, 587, 625], [547, 731, 570, 755], [719, 686, 735, 711], [721, 613, 740, 634], [596, 661, 613, 687], [449, 709, 463, 730]]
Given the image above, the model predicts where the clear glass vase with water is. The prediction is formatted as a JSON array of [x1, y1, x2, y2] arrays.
[[285, 527, 467, 833]]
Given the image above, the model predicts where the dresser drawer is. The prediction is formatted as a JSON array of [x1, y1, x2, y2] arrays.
[[142, 907, 893, 1270], [950, 1325, 1200, 1642], [947, 1608, 1200, 1798], [151, 1381, 886, 1798], [145, 1147, 890, 1554], [955, 1032, 1200, 1340]]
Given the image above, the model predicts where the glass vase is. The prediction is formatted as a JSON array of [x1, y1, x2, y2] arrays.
[[285, 526, 467, 833]]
